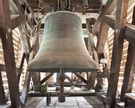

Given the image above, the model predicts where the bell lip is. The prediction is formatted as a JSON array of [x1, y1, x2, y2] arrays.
[[27, 68, 99, 72]]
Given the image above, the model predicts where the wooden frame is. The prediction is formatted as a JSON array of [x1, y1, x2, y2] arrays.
[[0, 0, 21, 107], [107, 0, 129, 107], [120, 6, 135, 102]]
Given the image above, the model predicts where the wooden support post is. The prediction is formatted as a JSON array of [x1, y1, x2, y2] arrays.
[[120, 44, 135, 101], [96, 21, 109, 92], [40, 73, 54, 85], [20, 39, 38, 105], [46, 93, 51, 106], [0, 71, 6, 105], [0, 0, 21, 107], [86, 19, 99, 89], [120, 6, 135, 102], [32, 72, 41, 85], [58, 68, 65, 102], [97, 22, 109, 59], [107, 0, 129, 107]]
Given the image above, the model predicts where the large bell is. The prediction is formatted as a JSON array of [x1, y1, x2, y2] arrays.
[[27, 11, 99, 72]]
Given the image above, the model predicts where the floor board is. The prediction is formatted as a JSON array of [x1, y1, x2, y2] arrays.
[[24, 96, 104, 108]]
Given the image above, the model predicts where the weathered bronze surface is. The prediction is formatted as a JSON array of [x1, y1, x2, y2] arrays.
[[27, 11, 99, 72]]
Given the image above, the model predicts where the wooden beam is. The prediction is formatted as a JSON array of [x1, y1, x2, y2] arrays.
[[58, 68, 65, 102], [20, 49, 33, 105], [92, 0, 117, 34], [104, 15, 115, 29], [10, 15, 22, 30], [107, 0, 129, 107], [86, 19, 98, 89], [120, 44, 135, 101], [87, 34, 98, 89], [96, 22, 109, 58], [125, 24, 135, 46], [40, 73, 54, 85], [18, 53, 26, 83], [28, 91, 95, 97], [20, 72, 31, 105], [74, 73, 87, 84], [0, 64, 20, 72], [20, 32, 40, 105], [0, 0, 21, 107], [120, 6, 135, 101], [104, 15, 135, 47], [0, 71, 6, 105]]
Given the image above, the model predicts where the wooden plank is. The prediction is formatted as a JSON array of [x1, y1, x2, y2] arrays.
[[92, 0, 117, 34], [120, 6, 135, 101], [40, 73, 54, 85], [0, 0, 21, 107], [125, 24, 135, 46], [0, 71, 6, 105], [107, 0, 129, 107], [104, 15, 115, 29]]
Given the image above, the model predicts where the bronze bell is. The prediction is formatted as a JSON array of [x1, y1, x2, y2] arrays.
[[27, 11, 99, 72]]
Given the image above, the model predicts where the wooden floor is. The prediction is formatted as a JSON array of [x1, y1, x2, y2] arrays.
[[24, 96, 104, 108]]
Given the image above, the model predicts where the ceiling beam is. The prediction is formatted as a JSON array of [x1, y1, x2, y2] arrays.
[[92, 0, 117, 34], [104, 15, 115, 29]]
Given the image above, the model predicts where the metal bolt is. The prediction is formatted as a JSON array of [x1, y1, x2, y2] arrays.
[[8, 28, 11, 33]]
